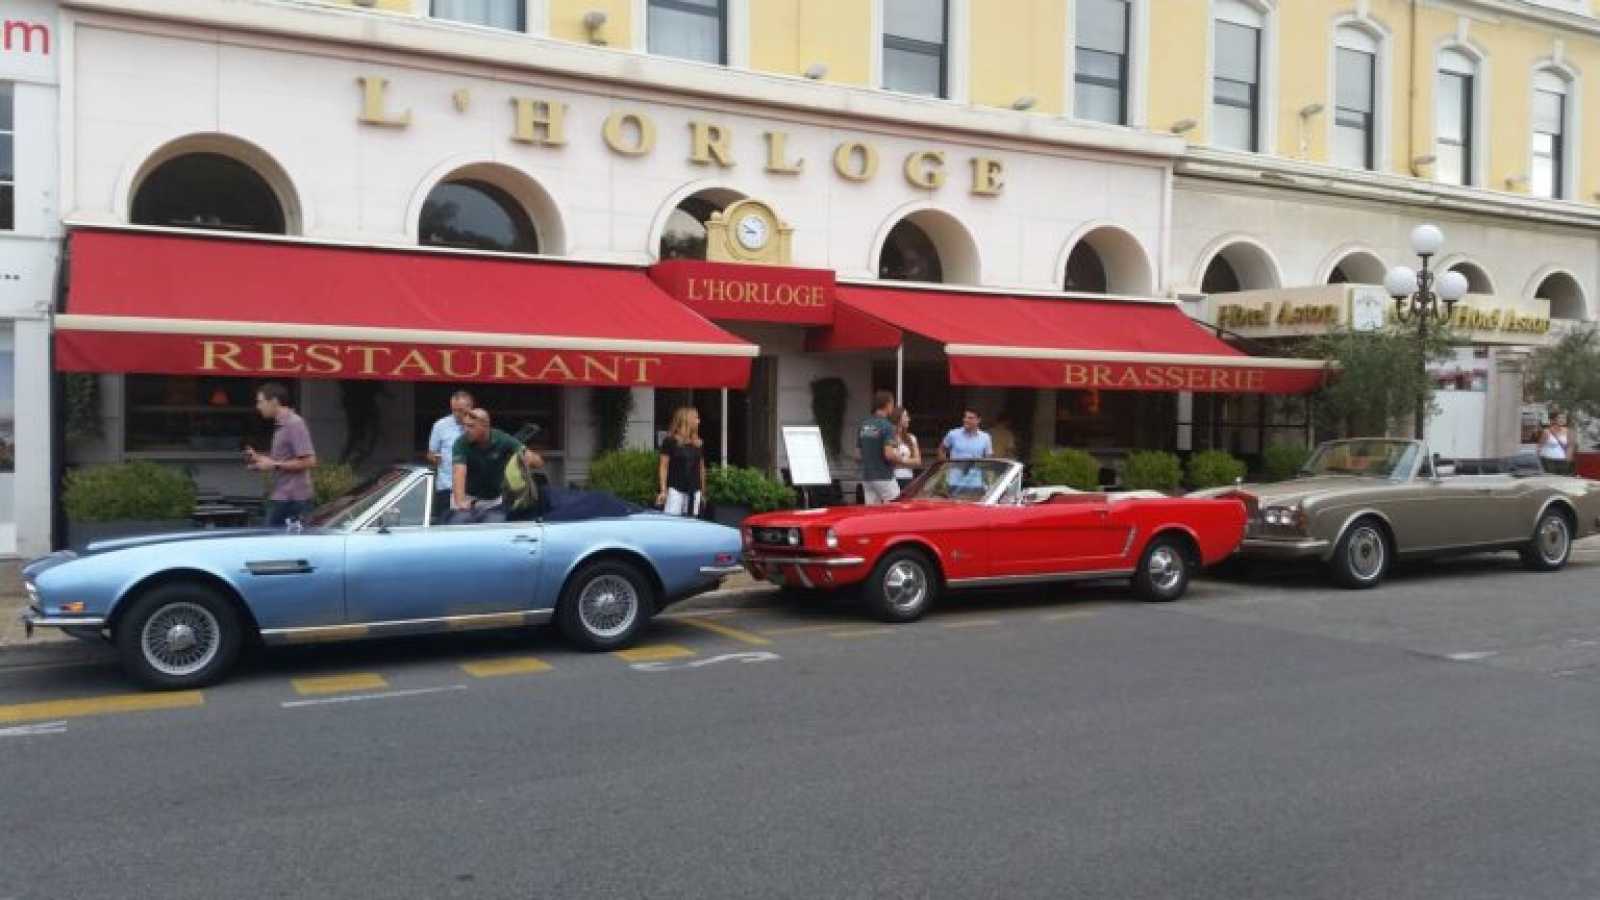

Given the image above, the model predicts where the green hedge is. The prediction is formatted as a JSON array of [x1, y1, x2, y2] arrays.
[[1124, 450, 1182, 494], [63, 461, 196, 522], [707, 465, 795, 513], [1185, 450, 1246, 490], [588, 449, 659, 506], [1030, 448, 1100, 491], [1262, 444, 1312, 482], [312, 464, 357, 507]]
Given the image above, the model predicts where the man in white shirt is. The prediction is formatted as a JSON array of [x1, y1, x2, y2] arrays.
[[426, 389, 474, 521]]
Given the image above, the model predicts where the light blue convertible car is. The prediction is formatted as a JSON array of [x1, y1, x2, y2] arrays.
[[21, 466, 744, 689]]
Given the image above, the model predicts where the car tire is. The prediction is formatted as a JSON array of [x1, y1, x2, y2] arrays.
[[1131, 536, 1191, 603], [1330, 517, 1390, 590], [864, 548, 939, 623], [115, 583, 243, 690], [1520, 509, 1572, 572], [557, 559, 654, 651]]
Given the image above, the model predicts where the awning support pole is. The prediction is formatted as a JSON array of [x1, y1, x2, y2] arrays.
[[895, 344, 904, 406], [720, 388, 729, 466]]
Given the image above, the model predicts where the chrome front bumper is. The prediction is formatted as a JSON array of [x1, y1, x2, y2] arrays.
[[698, 565, 746, 576], [20, 606, 108, 638], [1237, 537, 1331, 560]]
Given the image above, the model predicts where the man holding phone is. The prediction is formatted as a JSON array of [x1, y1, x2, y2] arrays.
[[245, 382, 319, 527]]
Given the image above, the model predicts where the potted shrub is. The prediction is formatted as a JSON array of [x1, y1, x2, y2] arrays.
[[1185, 450, 1246, 490], [62, 461, 197, 549], [587, 449, 659, 507], [1123, 450, 1183, 494], [707, 465, 796, 527], [1029, 448, 1100, 491], [1262, 443, 1311, 482]]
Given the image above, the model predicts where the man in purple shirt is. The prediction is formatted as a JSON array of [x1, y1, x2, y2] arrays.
[[245, 382, 319, 527]]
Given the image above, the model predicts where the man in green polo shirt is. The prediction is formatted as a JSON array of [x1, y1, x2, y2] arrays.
[[450, 408, 543, 524]]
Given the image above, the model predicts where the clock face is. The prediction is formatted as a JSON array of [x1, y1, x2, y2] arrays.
[[735, 213, 770, 251]]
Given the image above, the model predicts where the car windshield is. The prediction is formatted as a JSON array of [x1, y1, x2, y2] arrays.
[[303, 467, 415, 530], [901, 459, 1014, 503], [1302, 440, 1421, 481]]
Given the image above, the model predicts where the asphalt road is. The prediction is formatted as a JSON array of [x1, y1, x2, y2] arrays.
[[3, 553, 1600, 899]]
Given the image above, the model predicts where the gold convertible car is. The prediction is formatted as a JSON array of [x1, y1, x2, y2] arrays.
[[1201, 438, 1600, 589]]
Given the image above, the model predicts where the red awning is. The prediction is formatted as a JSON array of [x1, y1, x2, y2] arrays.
[[829, 285, 1330, 394], [55, 229, 756, 388]]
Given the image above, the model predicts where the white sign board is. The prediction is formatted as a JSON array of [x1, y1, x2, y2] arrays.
[[781, 426, 832, 486]]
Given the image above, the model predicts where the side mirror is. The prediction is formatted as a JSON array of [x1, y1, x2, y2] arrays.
[[378, 506, 402, 533]]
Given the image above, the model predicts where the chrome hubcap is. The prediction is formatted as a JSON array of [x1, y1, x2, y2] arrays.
[[141, 602, 220, 677], [1538, 516, 1570, 562], [578, 574, 638, 639], [1147, 546, 1184, 593], [883, 560, 928, 612], [1348, 527, 1385, 580]]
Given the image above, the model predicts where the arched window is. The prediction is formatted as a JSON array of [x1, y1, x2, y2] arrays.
[[1333, 24, 1380, 170], [419, 180, 539, 253], [1325, 250, 1386, 285], [1534, 271, 1586, 321], [1201, 256, 1241, 294], [659, 193, 733, 261], [1446, 261, 1493, 295], [131, 152, 286, 234], [1532, 68, 1574, 199], [1435, 48, 1479, 186], [1064, 242, 1108, 293], [879, 219, 944, 283], [1199, 240, 1279, 292]]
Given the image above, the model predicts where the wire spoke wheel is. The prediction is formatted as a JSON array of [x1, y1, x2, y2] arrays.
[[140, 601, 222, 677], [577, 574, 639, 639]]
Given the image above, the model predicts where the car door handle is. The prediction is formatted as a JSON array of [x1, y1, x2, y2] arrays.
[[511, 534, 540, 543]]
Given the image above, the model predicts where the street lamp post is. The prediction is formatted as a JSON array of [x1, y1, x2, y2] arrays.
[[1384, 224, 1471, 440]]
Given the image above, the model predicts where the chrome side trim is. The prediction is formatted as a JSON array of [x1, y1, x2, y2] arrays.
[[259, 609, 554, 645], [1241, 538, 1330, 552], [748, 555, 866, 567], [1533, 496, 1579, 534], [698, 565, 745, 576], [947, 569, 1134, 589], [1120, 527, 1138, 558]]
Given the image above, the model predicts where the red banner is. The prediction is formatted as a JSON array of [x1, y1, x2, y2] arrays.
[[949, 356, 1329, 394], [55, 332, 752, 389], [649, 259, 835, 326]]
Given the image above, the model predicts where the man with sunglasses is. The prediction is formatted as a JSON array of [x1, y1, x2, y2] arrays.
[[449, 408, 543, 524]]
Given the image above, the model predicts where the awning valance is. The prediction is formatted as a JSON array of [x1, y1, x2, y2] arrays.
[[826, 285, 1331, 394], [55, 229, 757, 388]]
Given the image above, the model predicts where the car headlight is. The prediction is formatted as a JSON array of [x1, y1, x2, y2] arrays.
[[787, 528, 801, 547], [825, 528, 839, 549], [1261, 506, 1305, 530]]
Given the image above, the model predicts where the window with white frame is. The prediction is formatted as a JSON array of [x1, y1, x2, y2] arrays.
[[431, 0, 524, 31], [1075, 0, 1130, 125], [1435, 50, 1476, 186], [1212, 3, 1263, 152], [0, 83, 11, 230], [1531, 70, 1568, 199], [1333, 28, 1377, 170], [883, 0, 949, 98], [648, 0, 727, 65]]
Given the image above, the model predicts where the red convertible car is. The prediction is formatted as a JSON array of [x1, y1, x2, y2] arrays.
[[743, 459, 1248, 622]]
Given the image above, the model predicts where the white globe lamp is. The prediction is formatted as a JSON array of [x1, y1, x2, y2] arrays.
[[1437, 269, 1470, 303], [1384, 266, 1417, 300], [1409, 223, 1445, 257]]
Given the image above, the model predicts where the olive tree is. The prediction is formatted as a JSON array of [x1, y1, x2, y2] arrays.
[[1307, 325, 1455, 438], [1527, 324, 1600, 443]]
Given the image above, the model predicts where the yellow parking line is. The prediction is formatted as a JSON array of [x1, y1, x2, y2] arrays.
[[0, 690, 204, 725], [291, 673, 389, 696], [614, 644, 695, 663], [759, 623, 849, 636], [1042, 610, 1099, 622], [676, 616, 773, 646], [828, 627, 899, 639], [940, 618, 1002, 629], [460, 657, 553, 678]]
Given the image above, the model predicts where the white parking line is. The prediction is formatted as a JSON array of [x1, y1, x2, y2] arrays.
[[280, 684, 468, 709], [0, 720, 68, 738], [1445, 651, 1499, 662]]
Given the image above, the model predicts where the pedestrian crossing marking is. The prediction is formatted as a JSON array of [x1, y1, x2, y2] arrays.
[[460, 656, 553, 678], [0, 690, 204, 724], [614, 644, 695, 663], [291, 673, 388, 696]]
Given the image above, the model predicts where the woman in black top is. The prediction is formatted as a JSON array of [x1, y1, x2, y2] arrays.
[[657, 406, 706, 517]]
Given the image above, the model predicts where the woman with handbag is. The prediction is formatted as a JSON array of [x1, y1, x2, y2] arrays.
[[657, 406, 707, 517]]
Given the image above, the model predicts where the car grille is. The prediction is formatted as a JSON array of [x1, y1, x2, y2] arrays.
[[752, 527, 791, 547]]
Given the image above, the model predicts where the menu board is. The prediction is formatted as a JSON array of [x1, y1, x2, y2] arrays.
[[781, 426, 832, 486]]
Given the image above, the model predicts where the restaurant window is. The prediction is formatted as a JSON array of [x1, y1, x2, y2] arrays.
[[0, 83, 12, 231], [659, 194, 728, 261], [883, 0, 949, 98], [1064, 242, 1109, 294], [1333, 28, 1377, 170], [1212, 5, 1263, 152], [879, 219, 944, 283], [648, 0, 726, 64], [413, 382, 562, 455], [1435, 49, 1476, 186], [124, 376, 292, 455], [1075, 0, 1129, 125], [420, 180, 539, 254], [431, 0, 524, 31], [1531, 70, 1569, 199], [131, 153, 286, 235]]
